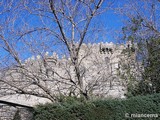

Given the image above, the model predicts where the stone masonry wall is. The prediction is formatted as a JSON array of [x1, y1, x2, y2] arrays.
[[0, 104, 33, 120]]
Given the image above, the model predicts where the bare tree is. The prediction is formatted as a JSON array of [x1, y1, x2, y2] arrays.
[[0, 0, 117, 102]]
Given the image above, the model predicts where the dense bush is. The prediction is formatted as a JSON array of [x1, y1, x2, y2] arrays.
[[34, 93, 160, 120]]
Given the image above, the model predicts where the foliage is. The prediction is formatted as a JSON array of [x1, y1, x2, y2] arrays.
[[34, 94, 160, 120], [122, 26, 160, 97], [130, 38, 160, 96], [120, 1, 160, 96], [144, 38, 160, 92]]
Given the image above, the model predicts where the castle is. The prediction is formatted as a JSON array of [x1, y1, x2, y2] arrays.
[[0, 42, 137, 106]]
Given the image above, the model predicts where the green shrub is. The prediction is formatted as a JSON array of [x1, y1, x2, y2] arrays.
[[34, 94, 160, 120]]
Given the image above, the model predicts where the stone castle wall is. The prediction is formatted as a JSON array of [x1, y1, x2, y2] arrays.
[[0, 42, 137, 119], [34, 42, 131, 98]]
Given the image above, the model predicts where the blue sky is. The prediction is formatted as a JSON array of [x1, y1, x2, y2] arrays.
[[97, 10, 124, 42]]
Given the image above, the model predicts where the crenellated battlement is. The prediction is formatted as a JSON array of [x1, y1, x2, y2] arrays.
[[24, 42, 131, 63], [25, 42, 134, 67]]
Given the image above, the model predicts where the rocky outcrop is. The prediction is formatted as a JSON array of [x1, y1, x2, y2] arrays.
[[0, 101, 33, 120]]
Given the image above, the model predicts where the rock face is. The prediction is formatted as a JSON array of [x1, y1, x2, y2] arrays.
[[0, 105, 17, 120], [0, 104, 33, 120], [0, 42, 138, 119]]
